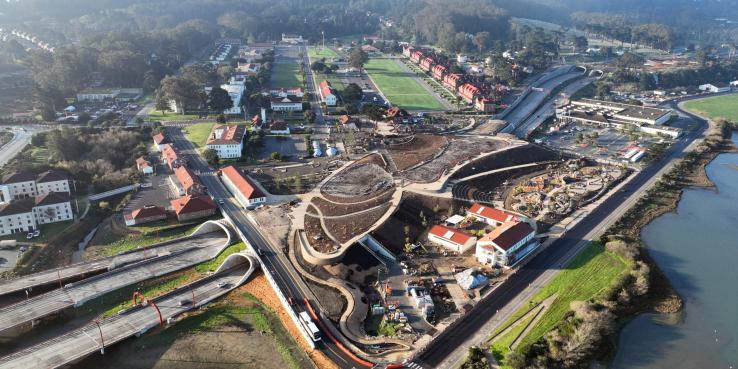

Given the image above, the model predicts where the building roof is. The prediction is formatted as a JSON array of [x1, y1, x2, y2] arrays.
[[161, 144, 180, 167], [2, 171, 36, 184], [429, 225, 474, 246], [271, 96, 300, 104], [268, 120, 289, 131], [207, 125, 246, 146], [136, 156, 151, 169], [170, 194, 217, 215], [126, 205, 166, 221], [468, 203, 517, 224], [34, 192, 70, 207], [36, 169, 70, 183], [174, 166, 202, 193], [320, 80, 336, 99], [0, 200, 33, 216], [220, 165, 265, 200], [153, 133, 168, 145], [479, 221, 534, 251]]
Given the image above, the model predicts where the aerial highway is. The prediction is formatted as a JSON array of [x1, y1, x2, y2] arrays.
[[0, 232, 225, 297], [0, 253, 257, 369], [415, 102, 709, 368], [169, 129, 369, 369], [0, 227, 230, 334], [0, 126, 49, 168]]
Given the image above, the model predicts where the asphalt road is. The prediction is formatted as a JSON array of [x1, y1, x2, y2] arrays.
[[0, 233, 221, 297], [0, 233, 228, 334], [416, 103, 708, 368], [0, 255, 255, 369], [283, 44, 325, 124], [0, 126, 49, 168], [168, 128, 364, 368]]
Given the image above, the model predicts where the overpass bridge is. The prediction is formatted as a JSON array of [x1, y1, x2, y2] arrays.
[[0, 252, 258, 369]]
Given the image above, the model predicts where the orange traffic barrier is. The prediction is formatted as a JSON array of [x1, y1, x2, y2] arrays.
[[303, 298, 374, 368]]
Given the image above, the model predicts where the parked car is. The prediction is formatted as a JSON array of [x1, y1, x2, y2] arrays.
[[33, 229, 40, 237], [26, 233, 33, 240]]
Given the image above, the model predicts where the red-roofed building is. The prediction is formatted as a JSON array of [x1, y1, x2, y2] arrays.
[[124, 205, 167, 226], [152, 133, 169, 152], [476, 221, 536, 267], [432, 64, 447, 80], [420, 57, 434, 72], [319, 80, 338, 106], [410, 50, 424, 63], [161, 144, 184, 171], [205, 125, 246, 159], [428, 225, 477, 253], [458, 83, 480, 103], [402, 45, 415, 58], [170, 195, 218, 221], [173, 166, 204, 195], [467, 203, 518, 226], [443, 73, 462, 90], [475, 97, 497, 113], [219, 165, 267, 208], [136, 156, 154, 175]]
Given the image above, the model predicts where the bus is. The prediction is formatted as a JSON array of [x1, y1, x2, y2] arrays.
[[298, 311, 321, 341]]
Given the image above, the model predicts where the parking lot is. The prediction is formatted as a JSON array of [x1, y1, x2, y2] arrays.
[[122, 158, 179, 213], [61, 100, 142, 124]]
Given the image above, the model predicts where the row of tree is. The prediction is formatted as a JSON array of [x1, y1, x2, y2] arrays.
[[571, 12, 676, 51]]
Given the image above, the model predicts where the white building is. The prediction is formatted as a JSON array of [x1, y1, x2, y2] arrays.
[[205, 125, 246, 159], [152, 133, 169, 152], [319, 80, 338, 106], [271, 96, 303, 112], [467, 203, 519, 226], [32, 192, 74, 225], [0, 201, 37, 235], [427, 225, 477, 254], [0, 192, 74, 236], [0, 172, 38, 201], [476, 221, 537, 267], [281, 33, 304, 44], [220, 77, 247, 115], [698, 83, 731, 93], [35, 170, 72, 195], [219, 165, 267, 208]]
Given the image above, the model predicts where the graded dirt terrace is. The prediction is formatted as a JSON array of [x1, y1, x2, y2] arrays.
[[321, 162, 394, 200], [385, 134, 449, 171]]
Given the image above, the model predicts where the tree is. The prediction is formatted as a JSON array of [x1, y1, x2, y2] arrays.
[[570, 35, 589, 52], [303, 110, 316, 123], [202, 148, 219, 165], [271, 152, 283, 161], [216, 113, 227, 123], [348, 48, 369, 71], [160, 76, 200, 114], [207, 86, 233, 113], [342, 83, 363, 103], [473, 32, 490, 53], [154, 88, 169, 113], [310, 61, 327, 72]]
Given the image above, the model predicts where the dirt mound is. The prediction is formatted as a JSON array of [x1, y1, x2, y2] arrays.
[[322, 162, 393, 199]]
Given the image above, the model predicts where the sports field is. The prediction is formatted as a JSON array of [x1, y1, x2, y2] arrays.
[[271, 60, 303, 88], [365, 58, 445, 111], [308, 46, 339, 60], [683, 93, 738, 122]]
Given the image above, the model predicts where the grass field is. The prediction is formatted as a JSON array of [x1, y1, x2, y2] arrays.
[[271, 60, 303, 88], [365, 58, 445, 111], [490, 242, 630, 366], [183, 122, 215, 148], [683, 93, 738, 122], [308, 46, 339, 60], [147, 110, 200, 121]]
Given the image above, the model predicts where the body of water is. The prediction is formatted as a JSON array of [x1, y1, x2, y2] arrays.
[[612, 134, 738, 369]]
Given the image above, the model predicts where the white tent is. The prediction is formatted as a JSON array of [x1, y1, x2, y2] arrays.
[[63, 105, 76, 113], [454, 268, 488, 290]]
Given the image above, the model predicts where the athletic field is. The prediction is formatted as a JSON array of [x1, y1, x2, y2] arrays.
[[271, 60, 303, 88], [365, 58, 445, 111], [308, 46, 339, 60], [683, 93, 738, 122]]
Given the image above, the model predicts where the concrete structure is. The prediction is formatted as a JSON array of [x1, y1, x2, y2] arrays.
[[0, 170, 71, 204], [271, 96, 303, 112], [205, 125, 246, 159], [556, 99, 681, 138], [170, 194, 217, 221], [427, 225, 477, 254], [281, 33, 304, 44], [76, 88, 142, 102], [219, 165, 266, 208], [124, 205, 167, 226], [220, 77, 247, 115], [319, 80, 338, 106], [35, 170, 71, 196], [698, 83, 731, 93], [475, 221, 536, 267]]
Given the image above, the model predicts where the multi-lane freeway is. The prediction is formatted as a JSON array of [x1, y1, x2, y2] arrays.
[[0, 230, 229, 334], [0, 253, 257, 369], [168, 128, 368, 368], [414, 101, 709, 368]]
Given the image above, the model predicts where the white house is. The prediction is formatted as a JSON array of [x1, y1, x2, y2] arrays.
[[0, 172, 38, 201], [281, 33, 304, 44], [467, 203, 519, 226], [219, 165, 266, 208], [698, 83, 731, 93], [32, 192, 74, 225], [427, 225, 477, 254], [731, 80, 738, 87], [271, 96, 303, 112], [476, 221, 537, 267], [319, 80, 338, 106], [136, 156, 154, 175], [76, 88, 119, 102], [35, 170, 71, 195], [220, 81, 246, 115], [205, 125, 246, 159], [267, 120, 291, 135]]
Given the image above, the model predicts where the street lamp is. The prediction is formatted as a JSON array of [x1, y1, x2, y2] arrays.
[[94, 320, 105, 354]]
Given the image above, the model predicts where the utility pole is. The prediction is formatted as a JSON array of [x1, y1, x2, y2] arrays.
[[322, 31, 325, 50]]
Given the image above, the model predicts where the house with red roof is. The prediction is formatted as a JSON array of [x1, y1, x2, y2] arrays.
[[170, 166, 204, 196], [152, 133, 169, 152], [443, 73, 462, 91], [467, 203, 519, 226], [475, 97, 497, 113], [410, 50, 424, 63], [475, 221, 536, 267], [458, 83, 480, 103], [427, 225, 477, 253], [402, 45, 415, 58], [170, 194, 218, 221], [136, 156, 154, 175], [420, 57, 434, 72], [124, 205, 167, 226], [219, 165, 266, 208], [205, 124, 246, 159], [319, 80, 337, 106], [432, 64, 447, 80], [161, 144, 184, 171]]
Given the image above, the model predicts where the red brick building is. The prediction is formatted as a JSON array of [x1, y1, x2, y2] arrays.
[[432, 65, 447, 80], [420, 57, 434, 72], [458, 83, 480, 103], [124, 205, 167, 226], [443, 73, 462, 90]]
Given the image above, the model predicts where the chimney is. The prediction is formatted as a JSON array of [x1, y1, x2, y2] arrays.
[[261, 108, 267, 123]]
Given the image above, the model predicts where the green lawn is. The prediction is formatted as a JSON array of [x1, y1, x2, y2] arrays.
[[147, 110, 200, 122], [183, 122, 215, 148], [490, 242, 630, 366], [365, 58, 445, 111], [271, 60, 303, 88], [308, 46, 339, 60], [90, 220, 208, 258], [683, 93, 738, 122]]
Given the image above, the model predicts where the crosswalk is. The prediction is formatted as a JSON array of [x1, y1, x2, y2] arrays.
[[404, 361, 426, 369]]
